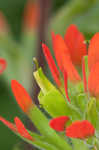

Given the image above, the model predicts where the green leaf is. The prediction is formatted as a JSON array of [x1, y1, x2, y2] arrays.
[[34, 68, 55, 94], [34, 68, 81, 121], [76, 93, 88, 114], [83, 56, 89, 83], [72, 139, 90, 150], [39, 88, 81, 121], [28, 106, 72, 150], [85, 98, 99, 130], [68, 82, 87, 115], [22, 136, 58, 150], [17, 133, 58, 150], [94, 137, 99, 149], [3, 121, 57, 150]]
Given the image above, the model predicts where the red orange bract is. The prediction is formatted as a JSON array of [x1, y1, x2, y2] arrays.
[[15, 117, 33, 141], [49, 116, 70, 132], [0, 116, 17, 132], [66, 120, 95, 139], [11, 80, 33, 113], [88, 33, 99, 71], [42, 43, 61, 87], [88, 62, 99, 98], [64, 24, 87, 65]]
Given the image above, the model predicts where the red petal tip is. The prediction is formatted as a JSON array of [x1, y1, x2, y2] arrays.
[[49, 116, 70, 132], [64, 24, 87, 65], [52, 33, 70, 71], [66, 120, 95, 139], [11, 80, 33, 113], [51, 32, 56, 40], [14, 117, 33, 141], [0, 58, 7, 74], [42, 43, 61, 87], [0, 116, 16, 132]]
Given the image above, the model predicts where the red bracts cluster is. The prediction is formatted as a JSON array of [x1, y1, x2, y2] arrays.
[[49, 116, 95, 139], [42, 25, 85, 85], [42, 24, 99, 100], [42, 24, 87, 102]]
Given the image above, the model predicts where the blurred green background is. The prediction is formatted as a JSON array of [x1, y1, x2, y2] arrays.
[[0, 0, 99, 149]]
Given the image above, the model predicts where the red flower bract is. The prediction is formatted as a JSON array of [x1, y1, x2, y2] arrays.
[[64, 24, 87, 65], [11, 80, 33, 113], [0, 116, 17, 132], [15, 117, 33, 141], [52, 32, 71, 71], [52, 32, 81, 83], [66, 120, 95, 139], [42, 43, 61, 87], [49, 116, 70, 132], [88, 62, 99, 98], [88, 33, 99, 71]]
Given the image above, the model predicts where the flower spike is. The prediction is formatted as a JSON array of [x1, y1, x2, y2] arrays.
[[42, 43, 61, 87], [82, 58, 87, 92], [63, 71, 71, 103], [64, 24, 87, 65], [49, 116, 70, 132], [66, 120, 95, 139], [0, 58, 7, 74], [0, 116, 17, 132], [11, 80, 33, 113], [0, 12, 8, 32], [88, 62, 99, 98], [88, 33, 99, 71], [14, 117, 33, 141], [23, 0, 39, 30]]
